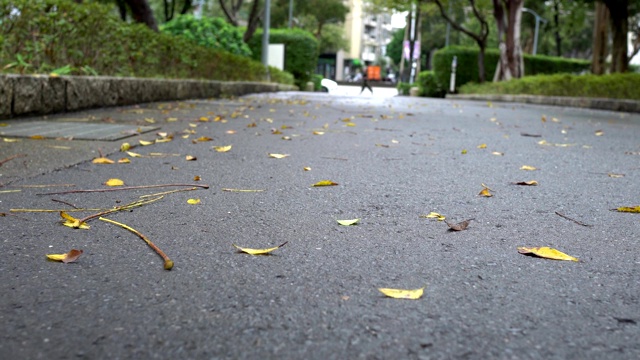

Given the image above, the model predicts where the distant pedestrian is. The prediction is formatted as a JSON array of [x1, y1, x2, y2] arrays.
[[360, 68, 373, 94]]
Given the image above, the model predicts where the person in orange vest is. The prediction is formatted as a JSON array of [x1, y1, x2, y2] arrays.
[[360, 67, 373, 94]]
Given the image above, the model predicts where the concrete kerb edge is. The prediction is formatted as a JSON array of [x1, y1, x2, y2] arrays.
[[446, 94, 640, 113], [0, 75, 298, 120]]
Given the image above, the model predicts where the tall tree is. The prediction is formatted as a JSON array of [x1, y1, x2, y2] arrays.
[[592, 1, 610, 74], [219, 0, 263, 42], [492, 0, 523, 81], [297, 0, 349, 38], [429, 0, 490, 83], [603, 0, 629, 72]]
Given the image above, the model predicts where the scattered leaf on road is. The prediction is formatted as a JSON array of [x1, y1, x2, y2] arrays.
[[187, 198, 201, 205], [520, 165, 537, 171], [118, 158, 130, 164], [139, 140, 154, 146], [120, 143, 131, 151], [477, 143, 487, 149], [608, 173, 624, 178], [491, 151, 504, 156], [185, 155, 197, 161], [233, 242, 288, 255], [517, 247, 579, 262], [312, 180, 338, 187], [60, 211, 90, 229], [446, 219, 473, 231], [337, 218, 360, 226], [461, 149, 468, 154], [615, 206, 640, 213], [303, 167, 311, 171], [46, 249, 83, 263], [595, 130, 604, 136], [513, 180, 538, 186], [478, 186, 493, 197], [378, 287, 424, 300], [421, 212, 446, 221], [105, 178, 124, 187], [214, 145, 232, 152], [126, 151, 143, 158], [92, 157, 114, 164], [269, 153, 290, 159]]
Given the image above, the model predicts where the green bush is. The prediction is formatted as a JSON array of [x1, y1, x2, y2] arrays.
[[161, 15, 251, 57], [397, 82, 412, 96], [459, 73, 640, 100], [432, 46, 591, 91], [248, 29, 319, 88], [416, 71, 446, 98], [311, 73, 323, 91], [0, 0, 293, 84]]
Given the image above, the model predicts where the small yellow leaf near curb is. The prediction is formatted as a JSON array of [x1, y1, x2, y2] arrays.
[[105, 178, 124, 187], [312, 180, 338, 187], [233, 242, 288, 255], [477, 143, 487, 149], [337, 219, 360, 226], [616, 206, 640, 213], [520, 165, 537, 171], [214, 145, 232, 152], [139, 140, 154, 146], [120, 142, 131, 151], [378, 287, 424, 300], [196, 136, 213, 142], [513, 180, 538, 186], [269, 153, 289, 159], [421, 212, 446, 221], [60, 211, 90, 229], [517, 247, 579, 262], [46, 249, 83, 263], [187, 198, 201, 205], [92, 157, 114, 164]]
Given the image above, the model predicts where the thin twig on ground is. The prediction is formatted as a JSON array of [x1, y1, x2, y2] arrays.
[[37, 183, 209, 196], [555, 211, 593, 227]]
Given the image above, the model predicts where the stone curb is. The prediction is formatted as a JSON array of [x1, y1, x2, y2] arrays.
[[446, 94, 640, 113], [0, 74, 297, 120]]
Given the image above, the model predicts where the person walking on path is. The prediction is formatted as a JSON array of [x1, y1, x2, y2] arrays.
[[360, 67, 373, 94]]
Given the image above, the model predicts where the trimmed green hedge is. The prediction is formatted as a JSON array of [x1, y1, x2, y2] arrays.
[[459, 73, 640, 100], [248, 29, 319, 88], [432, 46, 590, 91], [0, 0, 294, 85], [416, 71, 446, 98]]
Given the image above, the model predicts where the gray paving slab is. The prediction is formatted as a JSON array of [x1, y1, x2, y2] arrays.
[[1, 92, 639, 360]]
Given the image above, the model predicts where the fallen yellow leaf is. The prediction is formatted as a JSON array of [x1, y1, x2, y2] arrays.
[[120, 142, 131, 151], [196, 136, 213, 142], [608, 173, 624, 178], [187, 198, 201, 205], [46, 249, 83, 263], [29, 135, 45, 140], [520, 165, 537, 171], [478, 187, 493, 197], [269, 153, 289, 159], [477, 143, 487, 149], [616, 206, 640, 213], [233, 242, 288, 255], [139, 140, 154, 146], [303, 167, 311, 171], [118, 158, 131, 164], [517, 247, 579, 262], [185, 155, 197, 161], [3, 138, 20, 142], [513, 180, 538, 186], [378, 287, 424, 300], [312, 180, 338, 187], [461, 149, 468, 154], [126, 151, 143, 158], [194, 175, 201, 181], [60, 211, 90, 229], [105, 178, 124, 186], [226, 130, 236, 134], [167, 117, 178, 122], [214, 145, 232, 152], [595, 130, 604, 136], [92, 157, 114, 164], [421, 212, 446, 221], [337, 219, 360, 226], [313, 131, 325, 135], [144, 118, 155, 123]]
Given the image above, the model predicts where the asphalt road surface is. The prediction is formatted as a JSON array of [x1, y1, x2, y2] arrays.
[[1, 90, 639, 359]]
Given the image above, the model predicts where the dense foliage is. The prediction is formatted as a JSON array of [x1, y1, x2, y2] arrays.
[[248, 28, 319, 88], [432, 46, 591, 90], [161, 15, 251, 57], [0, 0, 293, 85], [459, 73, 640, 100]]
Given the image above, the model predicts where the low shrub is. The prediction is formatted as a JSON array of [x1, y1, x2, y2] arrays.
[[459, 73, 640, 100], [0, 0, 293, 84], [416, 71, 446, 98]]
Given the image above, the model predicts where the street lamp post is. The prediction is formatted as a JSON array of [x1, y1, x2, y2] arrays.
[[522, 7, 548, 56], [262, 0, 271, 81]]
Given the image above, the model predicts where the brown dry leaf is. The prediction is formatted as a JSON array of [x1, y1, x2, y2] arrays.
[[105, 178, 125, 186], [517, 247, 579, 262], [29, 135, 45, 140], [445, 219, 473, 231], [312, 180, 338, 187], [513, 180, 538, 186], [271, 128, 282, 135], [247, 122, 257, 128], [46, 249, 83, 263], [193, 175, 201, 181], [195, 136, 213, 142], [185, 155, 197, 161], [92, 157, 114, 164]]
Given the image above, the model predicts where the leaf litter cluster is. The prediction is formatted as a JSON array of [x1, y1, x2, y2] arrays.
[[2, 97, 638, 302]]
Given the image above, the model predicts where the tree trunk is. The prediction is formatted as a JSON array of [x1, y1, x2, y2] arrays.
[[181, 0, 193, 14], [592, 2, 610, 75], [125, 0, 159, 31], [492, 0, 524, 81], [605, 0, 629, 73], [553, 0, 562, 56], [116, 0, 128, 21], [243, 0, 263, 43]]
